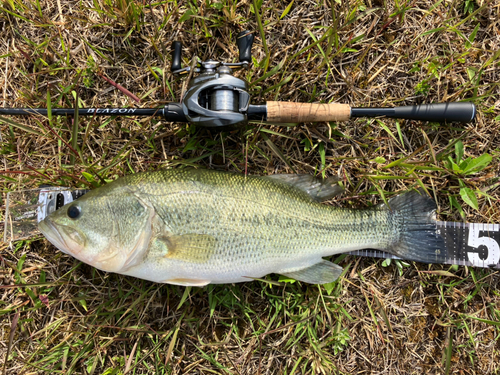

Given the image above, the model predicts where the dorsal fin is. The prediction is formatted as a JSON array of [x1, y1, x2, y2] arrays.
[[264, 174, 343, 202]]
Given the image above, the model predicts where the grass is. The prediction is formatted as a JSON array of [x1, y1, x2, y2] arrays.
[[0, 0, 499, 374]]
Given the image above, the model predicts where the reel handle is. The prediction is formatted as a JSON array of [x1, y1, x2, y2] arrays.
[[171, 41, 182, 72], [236, 30, 254, 63]]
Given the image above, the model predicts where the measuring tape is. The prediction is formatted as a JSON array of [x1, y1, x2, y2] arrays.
[[349, 221, 500, 269], [4, 188, 500, 270]]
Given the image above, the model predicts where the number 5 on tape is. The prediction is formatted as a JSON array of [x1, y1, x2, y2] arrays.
[[466, 223, 500, 268]]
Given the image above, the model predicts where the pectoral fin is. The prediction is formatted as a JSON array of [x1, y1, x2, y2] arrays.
[[150, 233, 217, 264], [280, 260, 343, 284]]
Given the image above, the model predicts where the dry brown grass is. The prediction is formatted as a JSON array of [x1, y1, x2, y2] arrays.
[[0, 1, 499, 374]]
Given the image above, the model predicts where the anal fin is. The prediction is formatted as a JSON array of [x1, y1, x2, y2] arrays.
[[280, 260, 343, 284], [164, 278, 210, 287]]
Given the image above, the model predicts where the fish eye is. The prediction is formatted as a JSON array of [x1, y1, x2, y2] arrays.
[[67, 205, 81, 219]]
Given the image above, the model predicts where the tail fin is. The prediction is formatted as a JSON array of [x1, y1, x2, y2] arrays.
[[386, 189, 446, 263]]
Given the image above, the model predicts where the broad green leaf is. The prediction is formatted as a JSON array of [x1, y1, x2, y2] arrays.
[[462, 153, 492, 174], [25, 287, 37, 302], [278, 275, 296, 283], [100, 368, 121, 375], [466, 67, 477, 81], [428, 61, 440, 78], [81, 171, 95, 183], [323, 280, 336, 295], [450, 160, 462, 172], [408, 63, 421, 73], [458, 157, 471, 171], [460, 187, 479, 210], [370, 156, 386, 164], [179, 9, 194, 22], [17, 254, 26, 280]]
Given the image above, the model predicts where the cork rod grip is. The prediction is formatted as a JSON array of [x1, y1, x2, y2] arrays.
[[266, 101, 351, 123]]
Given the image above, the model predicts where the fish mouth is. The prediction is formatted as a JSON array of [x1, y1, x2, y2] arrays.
[[38, 217, 124, 272], [38, 218, 85, 257], [38, 218, 70, 254]]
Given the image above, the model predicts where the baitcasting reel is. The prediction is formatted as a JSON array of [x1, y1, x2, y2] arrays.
[[171, 31, 254, 128]]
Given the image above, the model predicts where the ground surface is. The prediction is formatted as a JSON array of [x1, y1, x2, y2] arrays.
[[0, 1, 499, 374]]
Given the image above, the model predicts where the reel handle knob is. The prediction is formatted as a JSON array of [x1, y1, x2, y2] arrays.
[[236, 31, 254, 63], [171, 41, 182, 72]]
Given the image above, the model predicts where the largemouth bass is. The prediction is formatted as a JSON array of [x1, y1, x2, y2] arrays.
[[38, 169, 445, 286]]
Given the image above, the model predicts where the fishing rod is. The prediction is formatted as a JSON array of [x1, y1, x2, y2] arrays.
[[0, 31, 476, 127]]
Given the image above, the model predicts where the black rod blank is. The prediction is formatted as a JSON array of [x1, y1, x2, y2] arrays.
[[0, 102, 187, 122], [0, 108, 161, 116]]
